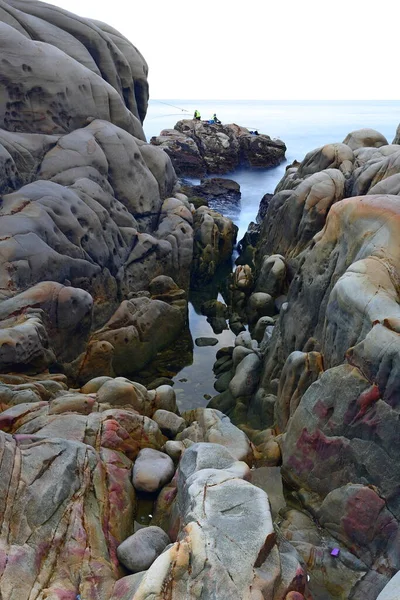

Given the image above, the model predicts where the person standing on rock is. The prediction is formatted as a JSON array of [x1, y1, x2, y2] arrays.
[[194, 109, 201, 120]]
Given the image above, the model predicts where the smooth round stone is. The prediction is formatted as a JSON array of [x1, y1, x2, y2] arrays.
[[117, 526, 170, 573], [152, 409, 185, 438], [195, 337, 218, 347], [164, 440, 185, 462], [132, 448, 175, 493]]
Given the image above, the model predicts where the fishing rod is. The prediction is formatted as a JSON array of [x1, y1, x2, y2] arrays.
[[147, 113, 190, 120], [152, 100, 190, 113]]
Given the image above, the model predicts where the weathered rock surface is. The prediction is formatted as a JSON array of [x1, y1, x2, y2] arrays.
[[131, 442, 308, 599], [0, 375, 310, 599], [151, 119, 286, 176], [244, 126, 400, 596], [192, 205, 238, 283]]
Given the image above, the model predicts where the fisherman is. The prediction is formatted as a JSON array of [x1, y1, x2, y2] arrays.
[[213, 113, 221, 124], [194, 109, 201, 120]]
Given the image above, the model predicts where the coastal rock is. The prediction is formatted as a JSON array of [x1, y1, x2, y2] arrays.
[[343, 128, 389, 150], [152, 409, 185, 437], [377, 572, 400, 600], [151, 119, 286, 175], [192, 206, 238, 283], [150, 128, 206, 177], [0, 1, 198, 380], [91, 290, 186, 376], [178, 408, 252, 462], [187, 177, 241, 204], [246, 126, 400, 594], [350, 145, 400, 196], [132, 448, 175, 493], [132, 442, 276, 599], [117, 526, 170, 573], [0, 429, 134, 600], [258, 168, 346, 259]]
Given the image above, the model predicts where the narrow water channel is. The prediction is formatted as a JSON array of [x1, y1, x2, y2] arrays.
[[171, 165, 286, 412]]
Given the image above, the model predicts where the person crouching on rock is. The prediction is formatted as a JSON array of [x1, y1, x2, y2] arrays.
[[194, 109, 201, 120], [213, 113, 221, 124]]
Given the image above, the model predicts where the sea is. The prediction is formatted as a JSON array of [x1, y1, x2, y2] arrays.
[[142, 100, 400, 410]]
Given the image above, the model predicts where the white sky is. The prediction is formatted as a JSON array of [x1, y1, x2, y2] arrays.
[[44, 0, 399, 100]]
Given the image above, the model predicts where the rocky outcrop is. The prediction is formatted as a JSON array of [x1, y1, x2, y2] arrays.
[[0, 376, 309, 599], [0, 1, 241, 383], [230, 127, 400, 597], [151, 119, 286, 176]]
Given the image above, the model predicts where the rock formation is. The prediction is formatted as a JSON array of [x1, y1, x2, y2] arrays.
[[151, 119, 286, 176], [1, 0, 400, 597], [0, 0, 240, 381], [212, 127, 400, 599]]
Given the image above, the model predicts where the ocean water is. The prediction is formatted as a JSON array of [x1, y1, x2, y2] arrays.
[[143, 100, 400, 409]]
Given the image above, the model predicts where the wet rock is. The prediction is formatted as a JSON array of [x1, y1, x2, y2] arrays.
[[188, 177, 241, 203], [233, 264, 254, 291], [253, 316, 275, 343], [247, 291, 275, 323], [229, 313, 246, 334], [132, 448, 175, 493], [146, 377, 174, 389], [229, 353, 261, 398], [255, 254, 287, 297], [213, 354, 234, 375], [195, 336, 218, 346], [192, 206, 238, 283], [117, 526, 170, 573], [214, 370, 234, 393]]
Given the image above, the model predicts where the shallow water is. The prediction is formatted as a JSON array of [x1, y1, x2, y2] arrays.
[[143, 100, 400, 411]]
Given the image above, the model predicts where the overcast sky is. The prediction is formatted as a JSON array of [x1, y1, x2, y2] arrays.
[[46, 0, 399, 100]]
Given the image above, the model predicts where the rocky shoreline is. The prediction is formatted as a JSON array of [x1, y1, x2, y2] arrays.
[[0, 1, 399, 599]]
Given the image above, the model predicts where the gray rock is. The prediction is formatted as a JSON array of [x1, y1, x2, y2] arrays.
[[152, 410, 185, 438], [117, 526, 170, 573], [132, 448, 175, 493], [229, 353, 261, 399], [195, 337, 218, 347]]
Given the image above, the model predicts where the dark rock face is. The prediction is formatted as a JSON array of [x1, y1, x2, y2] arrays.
[[188, 177, 241, 204], [151, 119, 286, 176]]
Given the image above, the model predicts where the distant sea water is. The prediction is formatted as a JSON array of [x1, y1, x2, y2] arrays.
[[144, 99, 400, 240], [143, 99, 400, 409]]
